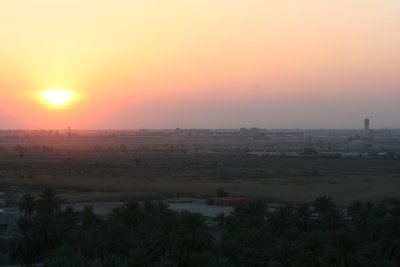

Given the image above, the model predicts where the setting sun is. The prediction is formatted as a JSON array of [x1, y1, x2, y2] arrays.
[[41, 89, 74, 109]]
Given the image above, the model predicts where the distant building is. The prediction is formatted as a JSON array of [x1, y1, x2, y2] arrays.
[[364, 118, 370, 137], [373, 129, 392, 137], [267, 131, 304, 138]]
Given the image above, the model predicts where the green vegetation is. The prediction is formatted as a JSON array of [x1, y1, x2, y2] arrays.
[[4, 189, 400, 266]]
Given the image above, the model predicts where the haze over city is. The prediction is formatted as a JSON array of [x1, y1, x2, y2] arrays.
[[1, 0, 399, 129]]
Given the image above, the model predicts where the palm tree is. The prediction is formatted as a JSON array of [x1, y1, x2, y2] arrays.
[[324, 206, 346, 231], [175, 212, 214, 266], [372, 259, 399, 267], [228, 202, 268, 231], [188, 251, 216, 267], [388, 203, 400, 218], [209, 256, 230, 267], [57, 206, 81, 247], [11, 217, 40, 267], [141, 200, 170, 223], [18, 194, 36, 218], [126, 247, 153, 267], [325, 230, 363, 267], [221, 224, 272, 267], [96, 221, 135, 259], [294, 202, 315, 232], [45, 246, 90, 267], [271, 239, 300, 267], [372, 202, 389, 219], [157, 258, 179, 267], [267, 205, 295, 237], [380, 238, 400, 265], [34, 209, 59, 259], [347, 201, 363, 223], [141, 211, 179, 262], [288, 231, 325, 267], [81, 205, 98, 231], [314, 196, 336, 220], [110, 200, 141, 229], [213, 212, 228, 228], [220, 232, 246, 267], [36, 188, 61, 216], [102, 254, 126, 267]]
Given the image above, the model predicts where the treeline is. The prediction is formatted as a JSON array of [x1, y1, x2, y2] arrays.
[[2, 190, 400, 266]]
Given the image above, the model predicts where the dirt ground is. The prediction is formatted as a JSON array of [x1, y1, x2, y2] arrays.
[[1, 136, 400, 205], [1, 154, 399, 204]]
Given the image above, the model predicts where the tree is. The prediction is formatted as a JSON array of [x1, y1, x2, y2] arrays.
[[45, 246, 90, 267], [36, 188, 61, 216], [9, 194, 400, 267], [294, 202, 315, 232], [267, 205, 295, 237], [288, 231, 326, 267], [325, 230, 364, 267], [141, 210, 179, 262], [216, 188, 229, 198], [314, 196, 336, 220], [380, 238, 400, 265], [221, 226, 272, 267], [227, 202, 268, 231], [213, 212, 228, 228], [11, 217, 40, 267], [324, 206, 346, 231], [95, 222, 135, 258], [126, 247, 153, 267], [18, 194, 36, 218], [33, 188, 62, 258], [347, 201, 363, 223], [110, 200, 141, 229], [81, 205, 98, 231], [175, 212, 214, 266], [102, 255, 126, 267]]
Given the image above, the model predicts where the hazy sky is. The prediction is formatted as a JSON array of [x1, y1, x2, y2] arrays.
[[0, 0, 399, 129]]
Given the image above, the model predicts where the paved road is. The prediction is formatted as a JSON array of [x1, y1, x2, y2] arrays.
[[64, 199, 233, 217], [168, 199, 233, 217]]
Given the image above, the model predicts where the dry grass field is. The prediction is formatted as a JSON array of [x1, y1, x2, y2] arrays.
[[1, 136, 400, 204]]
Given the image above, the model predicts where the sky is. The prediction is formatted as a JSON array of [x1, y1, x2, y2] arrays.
[[0, 0, 399, 129]]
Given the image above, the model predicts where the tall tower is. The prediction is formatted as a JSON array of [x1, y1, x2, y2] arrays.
[[364, 118, 370, 137]]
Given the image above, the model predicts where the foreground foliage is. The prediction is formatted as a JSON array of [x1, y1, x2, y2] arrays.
[[7, 190, 400, 266]]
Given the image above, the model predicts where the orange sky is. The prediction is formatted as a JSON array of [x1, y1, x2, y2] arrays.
[[0, 0, 399, 129]]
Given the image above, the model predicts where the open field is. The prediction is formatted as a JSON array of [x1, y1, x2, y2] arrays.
[[1, 138, 400, 204], [1, 131, 400, 204]]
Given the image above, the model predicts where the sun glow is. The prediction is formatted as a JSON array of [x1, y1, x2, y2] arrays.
[[41, 89, 75, 109]]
